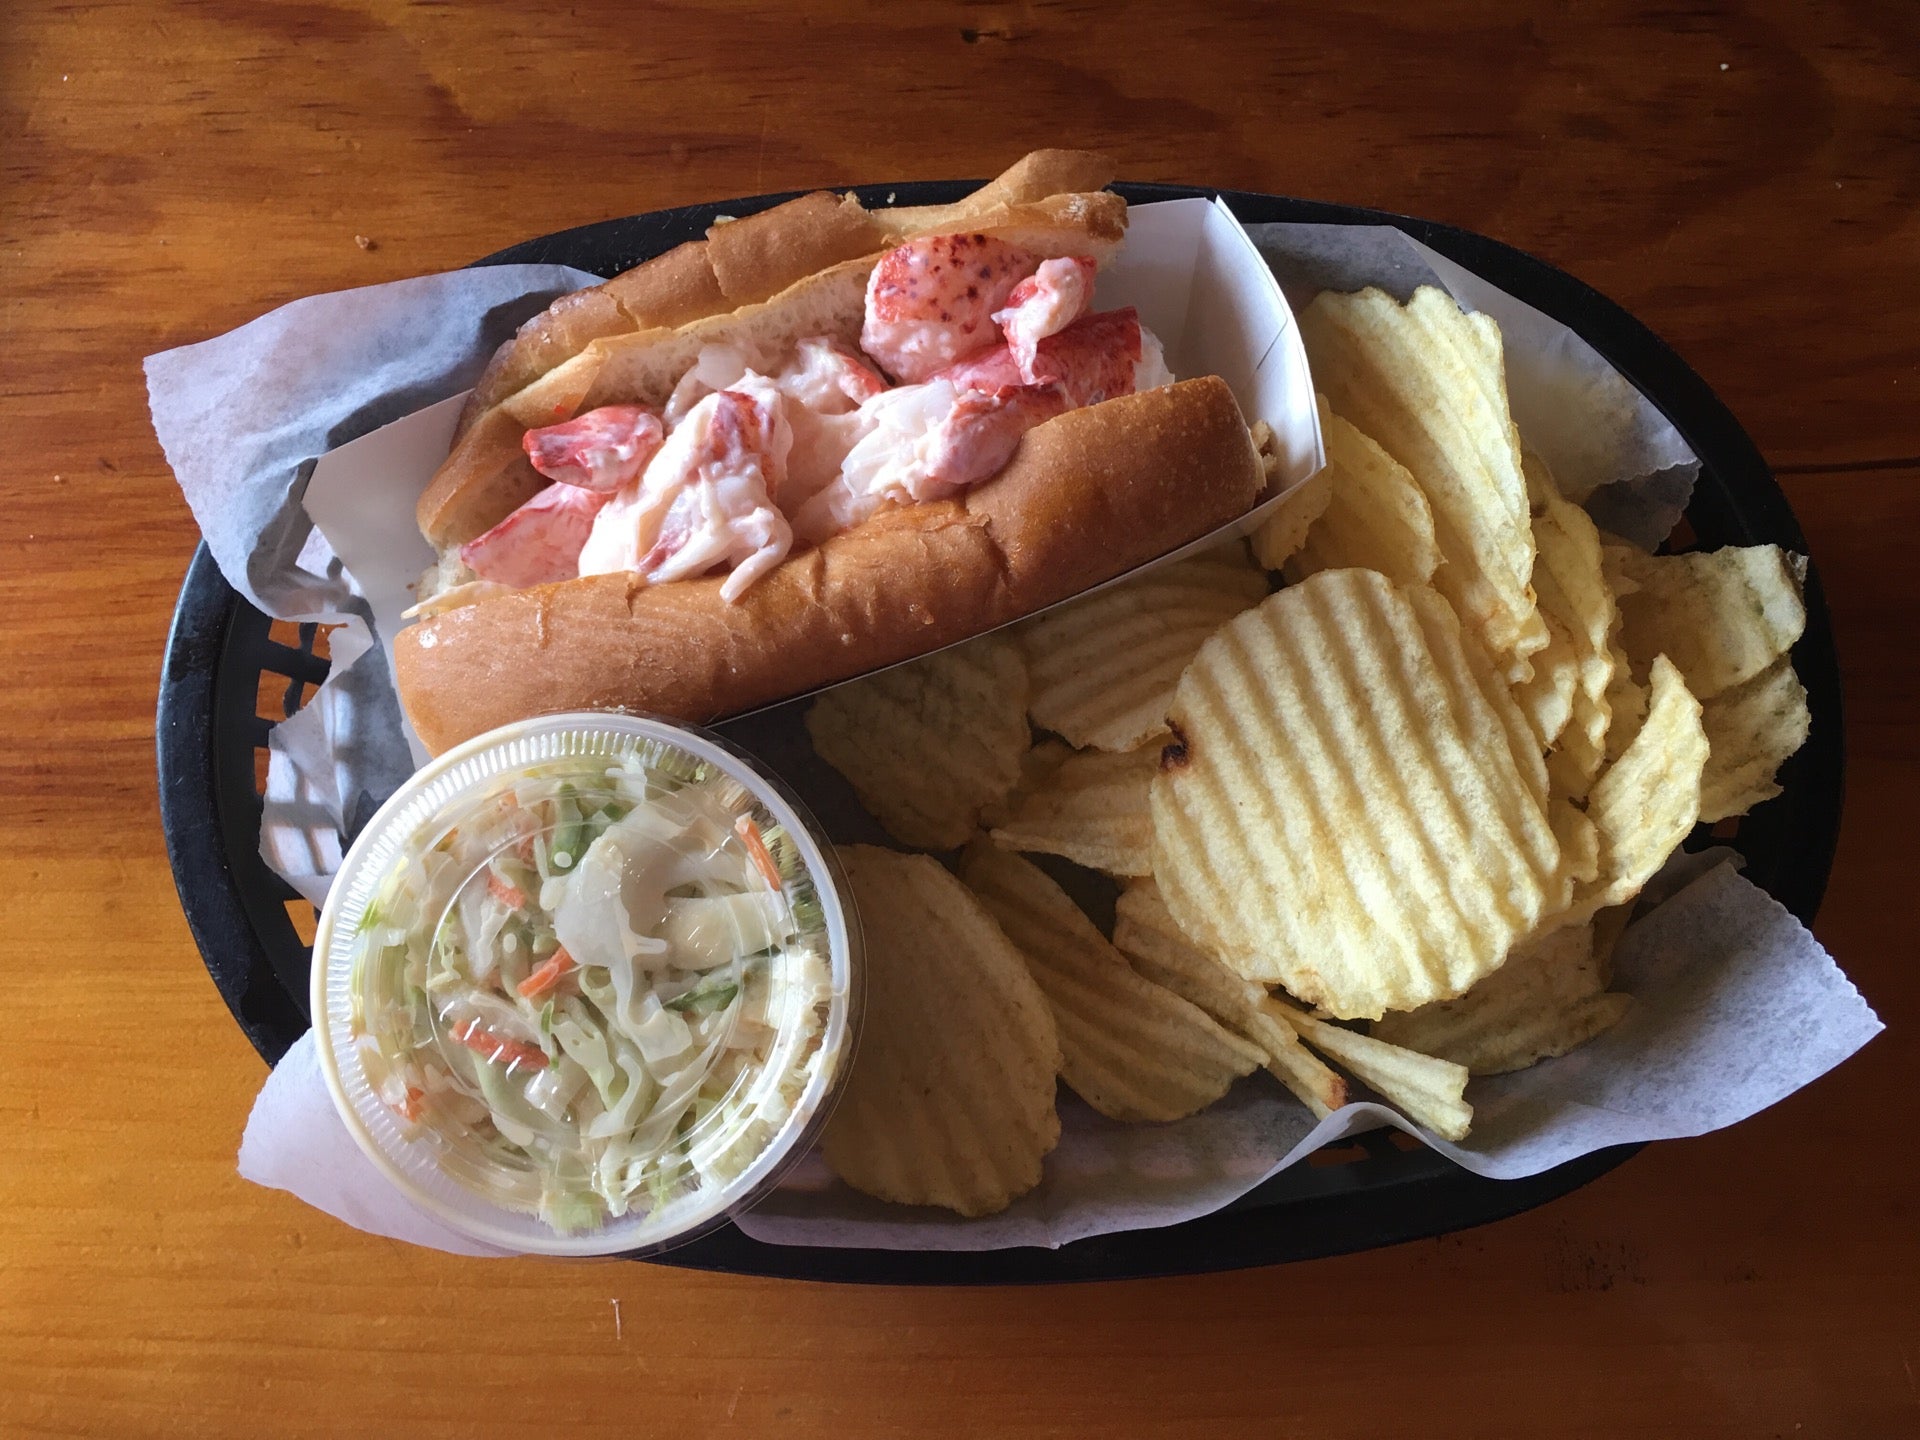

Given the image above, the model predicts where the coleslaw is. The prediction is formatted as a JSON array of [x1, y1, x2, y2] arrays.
[[342, 741, 838, 1236]]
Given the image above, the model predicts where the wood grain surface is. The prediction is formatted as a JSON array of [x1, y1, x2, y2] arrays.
[[3, 1, 1916, 1435]]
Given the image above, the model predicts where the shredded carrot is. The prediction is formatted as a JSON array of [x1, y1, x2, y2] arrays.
[[487, 871, 527, 910], [390, 1086, 425, 1122], [517, 946, 577, 1001], [735, 815, 783, 890], [448, 1019, 548, 1071]]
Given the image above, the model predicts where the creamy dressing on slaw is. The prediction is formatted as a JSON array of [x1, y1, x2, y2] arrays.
[[347, 753, 834, 1234]]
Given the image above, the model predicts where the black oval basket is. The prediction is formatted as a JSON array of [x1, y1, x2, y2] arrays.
[[157, 182, 1843, 1283]]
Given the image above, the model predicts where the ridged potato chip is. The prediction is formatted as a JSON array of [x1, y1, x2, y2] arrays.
[[1284, 397, 1441, 588], [1565, 654, 1708, 923], [978, 737, 1074, 830], [1605, 543, 1807, 701], [1018, 546, 1270, 752], [1112, 880, 1348, 1118], [1549, 793, 1603, 898], [1371, 920, 1631, 1075], [805, 635, 1030, 850], [820, 847, 1061, 1217], [989, 744, 1157, 878], [1269, 1000, 1474, 1142], [1602, 636, 1649, 763], [1697, 657, 1811, 822], [1514, 613, 1580, 752], [1517, 455, 1619, 796], [1250, 460, 1334, 570], [1590, 903, 1633, 985], [1422, 581, 1602, 907], [1300, 286, 1548, 682], [959, 843, 1263, 1123], [1407, 584, 1549, 809], [1151, 568, 1564, 1020]]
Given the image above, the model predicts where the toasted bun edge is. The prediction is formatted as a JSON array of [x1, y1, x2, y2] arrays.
[[394, 376, 1259, 754]]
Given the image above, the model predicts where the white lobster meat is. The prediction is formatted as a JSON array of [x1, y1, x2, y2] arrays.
[[992, 256, 1097, 383], [578, 385, 794, 601]]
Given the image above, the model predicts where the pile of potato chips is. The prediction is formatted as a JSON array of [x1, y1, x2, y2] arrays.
[[804, 283, 1811, 1217]]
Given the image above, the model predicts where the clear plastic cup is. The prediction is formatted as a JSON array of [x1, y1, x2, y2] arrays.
[[311, 712, 861, 1257]]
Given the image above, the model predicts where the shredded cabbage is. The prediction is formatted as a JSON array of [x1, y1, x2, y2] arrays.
[[350, 758, 832, 1234]]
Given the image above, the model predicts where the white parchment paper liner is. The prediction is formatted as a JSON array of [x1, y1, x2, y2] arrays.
[[147, 207, 1879, 1258], [147, 264, 600, 841]]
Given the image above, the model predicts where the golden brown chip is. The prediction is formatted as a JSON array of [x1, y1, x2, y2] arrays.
[[1299, 285, 1548, 682], [989, 744, 1158, 878], [819, 846, 1061, 1217], [1112, 880, 1348, 1118], [1565, 653, 1708, 923], [958, 843, 1263, 1123], [1018, 546, 1270, 752], [1371, 921, 1631, 1075], [1250, 459, 1334, 570], [1151, 569, 1564, 1020], [805, 635, 1030, 850], [978, 737, 1075, 830], [1268, 999, 1474, 1141], [1697, 657, 1811, 822], [1605, 543, 1807, 701], [1284, 397, 1442, 588]]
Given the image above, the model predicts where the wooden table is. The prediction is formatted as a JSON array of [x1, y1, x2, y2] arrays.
[[4, 2, 1915, 1433]]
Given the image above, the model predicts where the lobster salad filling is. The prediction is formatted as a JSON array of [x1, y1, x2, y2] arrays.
[[448, 234, 1171, 604]]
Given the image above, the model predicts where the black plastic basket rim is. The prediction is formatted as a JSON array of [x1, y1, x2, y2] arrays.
[[156, 179, 1843, 1283]]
